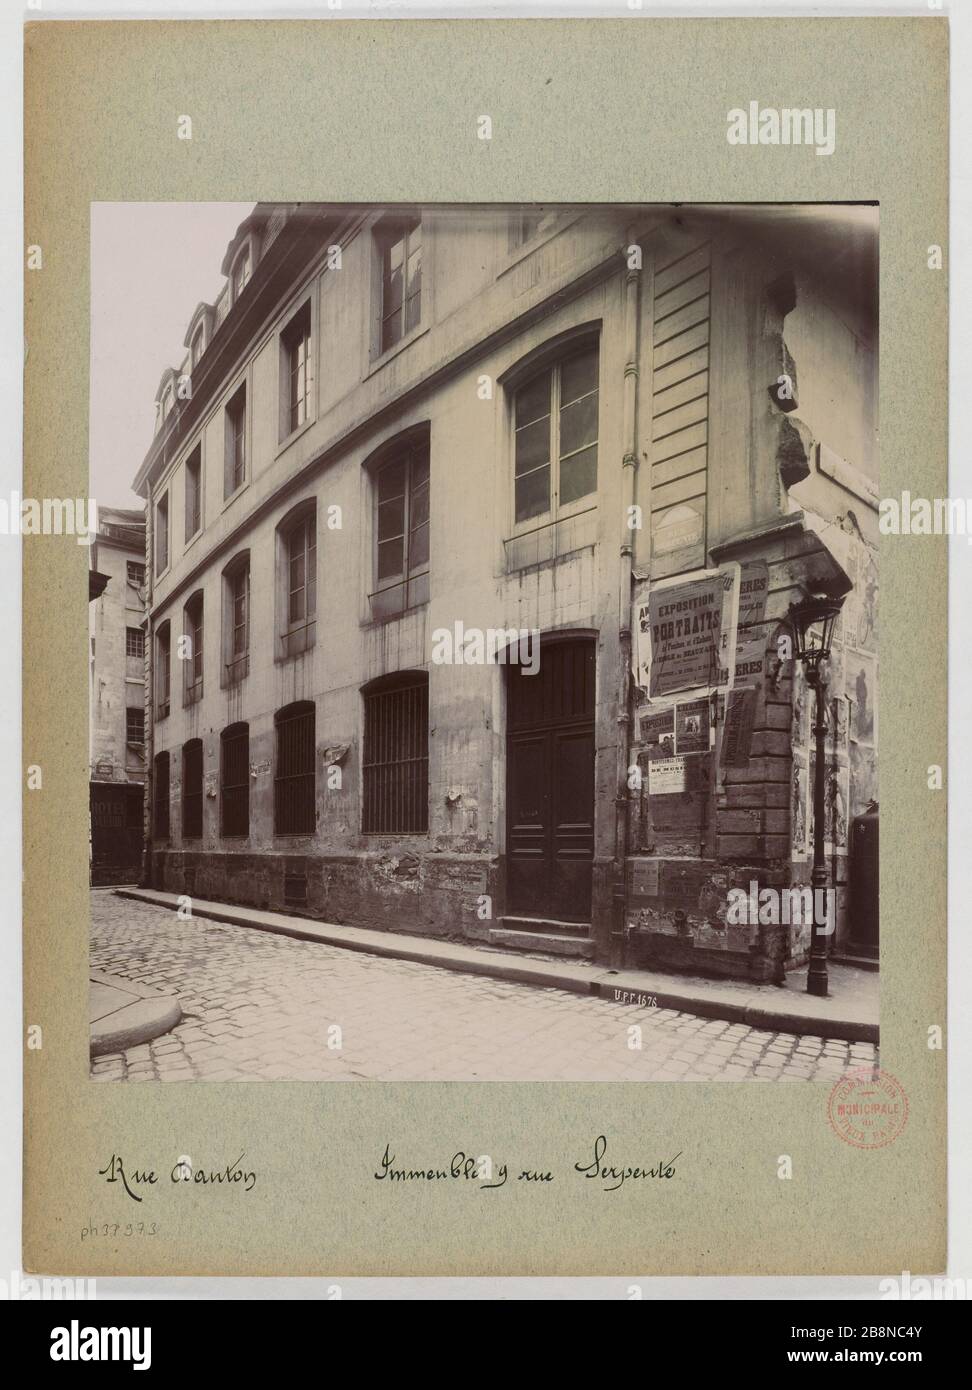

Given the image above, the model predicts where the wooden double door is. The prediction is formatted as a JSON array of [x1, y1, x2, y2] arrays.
[[506, 636, 595, 922]]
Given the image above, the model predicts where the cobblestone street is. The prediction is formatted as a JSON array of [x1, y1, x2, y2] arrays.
[[90, 890, 878, 1083]]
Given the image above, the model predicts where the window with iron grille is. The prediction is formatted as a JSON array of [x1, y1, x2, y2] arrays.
[[183, 592, 203, 705], [126, 626, 144, 659], [224, 383, 246, 498], [126, 706, 144, 745], [282, 301, 312, 436], [371, 438, 429, 620], [279, 509, 316, 658], [156, 622, 170, 719], [274, 702, 315, 835], [362, 673, 429, 834], [127, 560, 145, 587], [377, 217, 421, 354], [153, 750, 170, 838], [223, 556, 250, 685], [184, 444, 202, 541], [182, 739, 203, 839], [155, 492, 169, 574], [220, 723, 249, 837], [513, 341, 599, 525]]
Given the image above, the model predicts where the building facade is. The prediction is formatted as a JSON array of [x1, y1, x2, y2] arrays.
[[89, 506, 148, 884], [134, 203, 878, 980]]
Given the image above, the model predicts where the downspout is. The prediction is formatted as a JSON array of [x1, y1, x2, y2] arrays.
[[141, 480, 154, 887], [612, 243, 642, 966]]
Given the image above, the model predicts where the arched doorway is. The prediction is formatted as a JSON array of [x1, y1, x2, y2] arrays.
[[505, 634, 596, 922]]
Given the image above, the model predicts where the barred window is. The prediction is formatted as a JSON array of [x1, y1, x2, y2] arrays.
[[362, 673, 429, 834], [182, 739, 203, 840], [156, 621, 170, 719], [126, 626, 144, 659], [225, 383, 246, 498], [274, 701, 315, 835], [183, 592, 204, 705], [377, 217, 421, 353], [513, 341, 599, 524], [126, 706, 144, 745], [153, 750, 170, 839], [371, 437, 429, 621], [184, 444, 202, 541], [220, 723, 249, 837], [283, 301, 312, 436]]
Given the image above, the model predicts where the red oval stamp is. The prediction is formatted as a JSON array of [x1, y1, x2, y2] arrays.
[[828, 1067, 909, 1150]]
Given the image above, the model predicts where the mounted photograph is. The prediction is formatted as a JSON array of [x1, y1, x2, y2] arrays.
[[87, 200, 879, 1083]]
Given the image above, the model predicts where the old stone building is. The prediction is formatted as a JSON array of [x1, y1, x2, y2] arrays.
[[89, 505, 148, 884], [134, 202, 878, 980]]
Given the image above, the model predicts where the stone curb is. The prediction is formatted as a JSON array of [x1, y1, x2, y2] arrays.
[[114, 889, 878, 1044], [90, 969, 183, 1059]]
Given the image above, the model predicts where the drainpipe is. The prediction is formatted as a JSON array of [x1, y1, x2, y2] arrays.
[[141, 480, 154, 887], [611, 242, 642, 965]]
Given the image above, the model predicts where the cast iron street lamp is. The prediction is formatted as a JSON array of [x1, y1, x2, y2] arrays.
[[788, 593, 846, 997]]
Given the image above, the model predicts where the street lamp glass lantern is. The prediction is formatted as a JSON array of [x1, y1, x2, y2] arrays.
[[788, 595, 845, 666]]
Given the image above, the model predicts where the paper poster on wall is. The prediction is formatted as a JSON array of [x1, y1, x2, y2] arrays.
[[642, 574, 724, 697], [638, 705, 676, 758], [675, 697, 710, 753], [717, 560, 769, 685]]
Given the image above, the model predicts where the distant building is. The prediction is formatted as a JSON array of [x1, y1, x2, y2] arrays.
[[132, 202, 878, 980], [89, 505, 147, 884]]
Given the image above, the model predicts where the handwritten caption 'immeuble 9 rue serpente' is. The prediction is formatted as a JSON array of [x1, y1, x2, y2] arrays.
[[99, 1136, 680, 1202]]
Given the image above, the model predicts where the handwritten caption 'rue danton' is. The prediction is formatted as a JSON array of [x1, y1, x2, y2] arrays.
[[375, 1135, 682, 1192]]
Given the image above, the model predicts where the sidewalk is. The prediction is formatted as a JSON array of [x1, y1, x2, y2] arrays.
[[90, 968, 182, 1058], [115, 888, 878, 1043]]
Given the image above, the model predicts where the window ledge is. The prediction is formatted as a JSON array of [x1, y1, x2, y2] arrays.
[[366, 322, 429, 378], [184, 528, 203, 555], [221, 480, 249, 513], [276, 414, 316, 459]]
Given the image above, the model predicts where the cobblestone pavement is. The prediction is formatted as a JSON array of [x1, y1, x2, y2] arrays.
[[90, 890, 878, 1083]]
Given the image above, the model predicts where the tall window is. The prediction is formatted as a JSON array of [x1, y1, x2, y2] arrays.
[[377, 217, 421, 353], [224, 555, 250, 685], [183, 592, 204, 705], [232, 246, 250, 303], [362, 673, 429, 834], [371, 438, 429, 620], [224, 384, 246, 498], [155, 492, 169, 575], [279, 508, 316, 657], [513, 341, 599, 525], [184, 445, 202, 541], [127, 560, 145, 588], [282, 301, 312, 436], [182, 739, 203, 840], [155, 621, 170, 719], [220, 723, 250, 837], [126, 626, 144, 659], [274, 702, 315, 835], [126, 706, 145, 745], [153, 750, 170, 838]]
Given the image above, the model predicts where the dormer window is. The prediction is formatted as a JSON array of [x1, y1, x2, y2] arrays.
[[190, 325, 205, 369], [231, 246, 251, 305]]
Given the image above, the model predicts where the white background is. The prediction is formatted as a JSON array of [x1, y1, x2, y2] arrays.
[[0, 0, 967, 1301]]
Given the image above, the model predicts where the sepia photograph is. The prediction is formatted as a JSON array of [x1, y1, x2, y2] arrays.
[[87, 200, 880, 1084]]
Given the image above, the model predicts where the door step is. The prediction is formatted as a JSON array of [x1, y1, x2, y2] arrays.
[[490, 918, 594, 959]]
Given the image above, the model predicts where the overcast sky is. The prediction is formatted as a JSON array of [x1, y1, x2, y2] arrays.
[[89, 202, 255, 510]]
